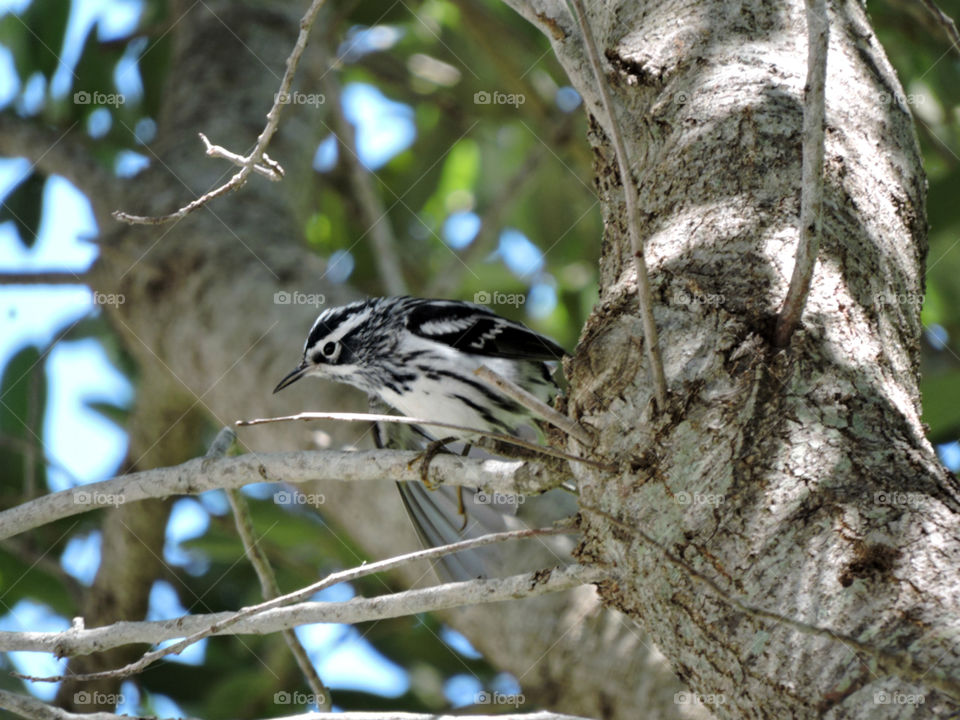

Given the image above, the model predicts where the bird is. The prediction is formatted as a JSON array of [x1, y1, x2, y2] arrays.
[[273, 296, 574, 579]]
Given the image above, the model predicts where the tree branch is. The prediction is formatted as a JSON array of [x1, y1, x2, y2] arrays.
[[112, 0, 331, 225], [14, 526, 584, 683], [567, 0, 667, 408], [0, 688, 590, 720], [0, 448, 566, 541], [213, 434, 331, 711], [0, 563, 600, 657], [774, 0, 829, 346], [474, 366, 595, 446], [920, 0, 960, 54]]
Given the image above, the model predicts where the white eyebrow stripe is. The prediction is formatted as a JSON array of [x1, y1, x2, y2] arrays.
[[306, 307, 372, 353]]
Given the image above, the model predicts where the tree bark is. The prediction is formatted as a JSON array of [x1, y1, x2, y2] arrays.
[[505, 0, 960, 717]]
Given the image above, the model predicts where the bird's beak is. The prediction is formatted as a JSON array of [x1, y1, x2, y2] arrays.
[[273, 362, 308, 393]]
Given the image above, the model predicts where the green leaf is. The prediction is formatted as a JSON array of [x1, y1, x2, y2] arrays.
[[0, 344, 47, 499], [22, 0, 70, 79], [0, 173, 46, 248], [921, 369, 960, 443]]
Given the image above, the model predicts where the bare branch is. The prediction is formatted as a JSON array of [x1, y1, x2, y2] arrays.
[[237, 411, 615, 470], [112, 0, 331, 225], [198, 133, 284, 181], [920, 0, 960, 53], [774, 0, 829, 347], [214, 429, 332, 711], [0, 272, 88, 285], [568, 0, 668, 408], [474, 366, 595, 446], [15, 526, 583, 683], [0, 688, 591, 720], [0, 563, 601, 657], [0, 448, 568, 541]]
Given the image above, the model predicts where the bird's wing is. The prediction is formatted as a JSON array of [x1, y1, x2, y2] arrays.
[[404, 299, 566, 361]]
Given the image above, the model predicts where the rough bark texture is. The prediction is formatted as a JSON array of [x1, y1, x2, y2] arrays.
[[504, 0, 960, 717]]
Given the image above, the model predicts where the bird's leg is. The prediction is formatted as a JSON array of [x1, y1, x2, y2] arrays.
[[408, 436, 457, 489], [456, 444, 472, 531]]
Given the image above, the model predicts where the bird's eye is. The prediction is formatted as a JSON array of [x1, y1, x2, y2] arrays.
[[322, 341, 337, 357]]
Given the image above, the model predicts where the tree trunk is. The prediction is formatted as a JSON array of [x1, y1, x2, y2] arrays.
[[505, 0, 960, 717]]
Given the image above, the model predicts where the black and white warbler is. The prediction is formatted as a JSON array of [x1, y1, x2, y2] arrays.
[[273, 297, 570, 580], [273, 296, 566, 436]]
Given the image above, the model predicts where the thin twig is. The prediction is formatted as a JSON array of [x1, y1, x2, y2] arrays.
[[0, 272, 87, 285], [581, 503, 960, 702], [318, 53, 408, 296], [920, 0, 960, 53], [198, 133, 284, 181], [210, 428, 332, 711], [568, 0, 667, 408], [236, 411, 615, 470], [774, 0, 829, 347], [474, 366, 595, 446], [1, 564, 602, 656], [18, 524, 578, 683], [112, 0, 331, 225]]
